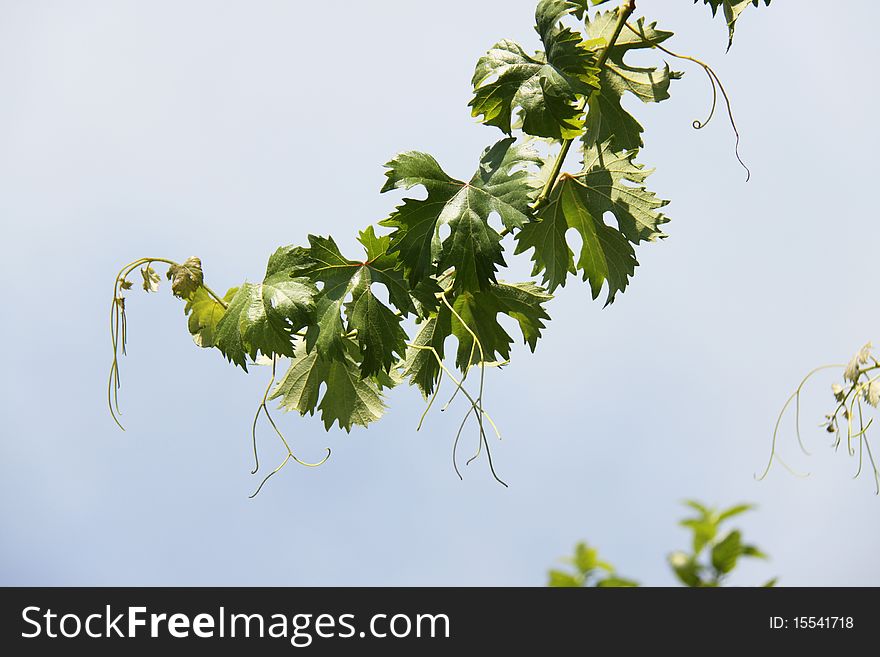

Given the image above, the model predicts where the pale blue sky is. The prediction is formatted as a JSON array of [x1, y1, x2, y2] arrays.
[[2, 0, 878, 586]]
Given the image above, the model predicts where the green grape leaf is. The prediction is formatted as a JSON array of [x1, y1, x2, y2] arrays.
[[570, 0, 613, 20], [583, 13, 678, 151], [303, 230, 412, 378], [410, 277, 444, 317], [355, 227, 417, 317], [516, 175, 634, 302], [215, 247, 317, 370], [450, 281, 552, 370], [345, 275, 408, 378], [401, 309, 452, 399], [515, 141, 666, 300], [166, 257, 205, 300], [183, 286, 238, 348], [380, 138, 542, 293], [490, 281, 554, 351], [696, 1, 770, 49], [577, 143, 669, 243], [470, 0, 600, 139], [357, 225, 392, 260], [270, 340, 387, 432]]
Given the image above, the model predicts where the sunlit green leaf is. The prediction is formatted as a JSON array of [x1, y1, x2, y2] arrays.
[[471, 0, 600, 139], [216, 247, 317, 370], [583, 13, 678, 151], [300, 231, 411, 378], [450, 281, 552, 370], [183, 286, 238, 349], [271, 340, 388, 432], [380, 139, 542, 292], [401, 310, 452, 398], [516, 141, 666, 299]]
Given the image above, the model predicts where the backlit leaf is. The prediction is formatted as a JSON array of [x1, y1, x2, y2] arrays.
[[271, 340, 387, 432], [216, 247, 317, 370], [583, 13, 678, 151], [183, 286, 238, 349], [380, 138, 542, 292], [470, 0, 601, 139]]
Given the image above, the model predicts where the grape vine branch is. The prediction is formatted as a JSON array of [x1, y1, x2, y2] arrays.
[[107, 0, 772, 495]]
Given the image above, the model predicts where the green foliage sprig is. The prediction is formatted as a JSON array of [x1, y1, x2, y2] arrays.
[[548, 501, 775, 587], [108, 0, 761, 494]]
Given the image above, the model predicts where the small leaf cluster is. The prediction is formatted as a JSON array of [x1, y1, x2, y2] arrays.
[[548, 542, 638, 587], [669, 501, 772, 587], [548, 501, 774, 587]]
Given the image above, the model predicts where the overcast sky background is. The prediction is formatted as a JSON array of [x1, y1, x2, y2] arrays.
[[2, 0, 878, 586]]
